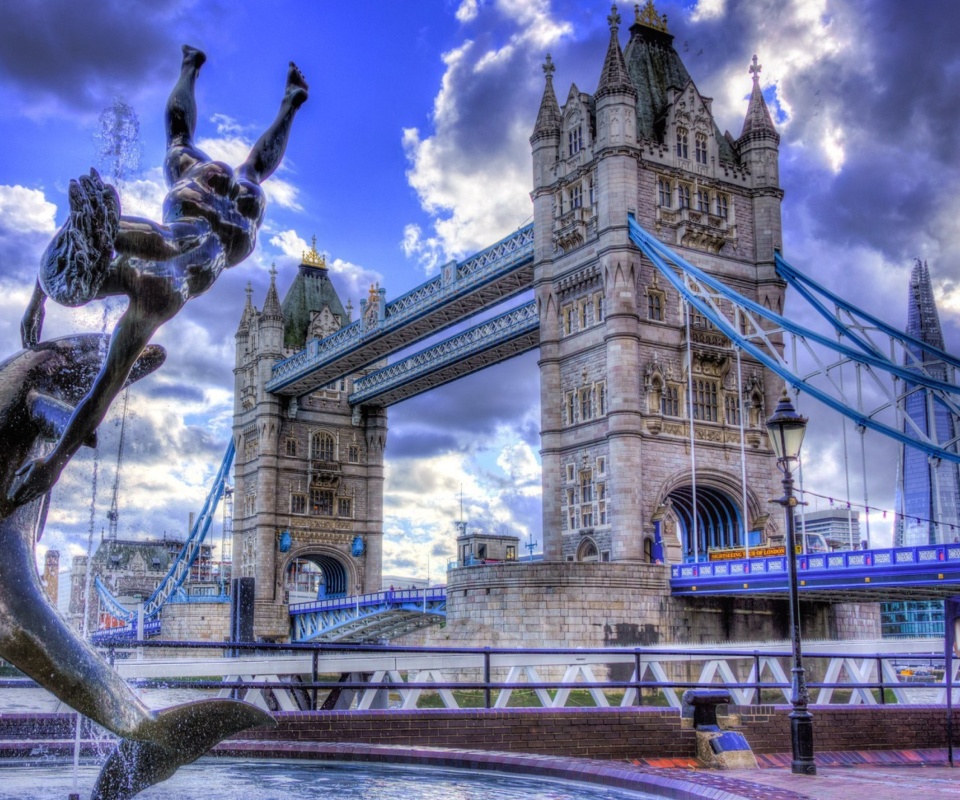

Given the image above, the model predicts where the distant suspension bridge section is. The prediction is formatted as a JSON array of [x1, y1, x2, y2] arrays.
[[290, 587, 447, 643]]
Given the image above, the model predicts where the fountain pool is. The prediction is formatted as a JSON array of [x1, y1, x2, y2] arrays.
[[0, 758, 664, 799]]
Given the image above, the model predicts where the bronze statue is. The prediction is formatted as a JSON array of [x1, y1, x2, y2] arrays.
[[12, 45, 308, 507], [0, 45, 308, 798]]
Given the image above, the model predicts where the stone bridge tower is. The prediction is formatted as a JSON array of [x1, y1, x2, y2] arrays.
[[531, 2, 785, 566], [233, 242, 385, 640]]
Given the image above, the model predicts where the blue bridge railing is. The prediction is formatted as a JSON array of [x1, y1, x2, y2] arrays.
[[671, 543, 960, 600]]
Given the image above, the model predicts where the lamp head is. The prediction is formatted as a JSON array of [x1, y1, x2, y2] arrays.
[[766, 387, 807, 466]]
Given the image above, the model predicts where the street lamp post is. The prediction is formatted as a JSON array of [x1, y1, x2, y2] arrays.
[[766, 388, 817, 776]]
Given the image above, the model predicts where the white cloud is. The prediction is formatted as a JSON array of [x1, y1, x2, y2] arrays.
[[401, 2, 570, 269], [456, 0, 480, 23], [0, 184, 57, 234], [691, 0, 726, 22], [197, 135, 303, 212]]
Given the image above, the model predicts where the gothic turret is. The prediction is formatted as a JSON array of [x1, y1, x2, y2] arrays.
[[734, 55, 782, 262], [596, 5, 635, 101], [531, 54, 561, 194], [281, 237, 348, 351], [259, 264, 285, 356]]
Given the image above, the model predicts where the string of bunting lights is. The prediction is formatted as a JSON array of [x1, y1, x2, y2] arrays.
[[797, 487, 958, 535]]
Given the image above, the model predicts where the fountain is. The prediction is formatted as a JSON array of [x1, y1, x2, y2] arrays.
[[0, 44, 307, 799]]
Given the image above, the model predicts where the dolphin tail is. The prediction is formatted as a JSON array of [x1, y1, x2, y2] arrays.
[[91, 699, 275, 800]]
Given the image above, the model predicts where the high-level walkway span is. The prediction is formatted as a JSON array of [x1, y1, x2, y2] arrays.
[[266, 225, 534, 398]]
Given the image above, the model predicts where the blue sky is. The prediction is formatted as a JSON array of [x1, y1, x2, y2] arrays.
[[2, 0, 960, 580]]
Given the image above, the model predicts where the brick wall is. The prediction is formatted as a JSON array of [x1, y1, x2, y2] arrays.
[[2, 705, 956, 759]]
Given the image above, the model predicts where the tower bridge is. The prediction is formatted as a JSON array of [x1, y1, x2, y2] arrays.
[[94, 3, 960, 648]]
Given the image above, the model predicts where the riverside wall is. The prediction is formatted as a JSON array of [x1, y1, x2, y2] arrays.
[[415, 561, 880, 648]]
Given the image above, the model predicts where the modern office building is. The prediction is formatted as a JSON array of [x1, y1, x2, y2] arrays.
[[796, 508, 860, 551]]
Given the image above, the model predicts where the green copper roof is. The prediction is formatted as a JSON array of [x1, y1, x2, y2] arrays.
[[281, 263, 348, 350], [623, 22, 737, 163]]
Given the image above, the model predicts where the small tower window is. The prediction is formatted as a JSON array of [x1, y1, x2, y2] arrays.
[[678, 184, 691, 209], [571, 184, 583, 209], [676, 127, 689, 159], [662, 384, 680, 417], [725, 394, 741, 426], [285, 438, 297, 457], [312, 431, 335, 462], [567, 125, 583, 156], [588, 178, 596, 206], [348, 444, 360, 463], [695, 132, 708, 165], [658, 178, 672, 208], [580, 388, 593, 421], [594, 293, 605, 322], [697, 189, 710, 213], [716, 194, 729, 219], [648, 292, 664, 321]]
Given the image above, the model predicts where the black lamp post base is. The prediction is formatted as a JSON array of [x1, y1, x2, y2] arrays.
[[790, 712, 817, 775]]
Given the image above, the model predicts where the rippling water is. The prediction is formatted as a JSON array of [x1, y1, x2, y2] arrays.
[[0, 758, 657, 800]]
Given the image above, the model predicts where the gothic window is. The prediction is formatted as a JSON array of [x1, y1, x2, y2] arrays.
[[562, 305, 573, 335], [580, 471, 594, 503], [662, 384, 680, 417], [716, 194, 729, 219], [692, 379, 719, 422], [337, 498, 353, 517], [696, 189, 710, 213], [565, 391, 576, 425], [568, 124, 583, 156], [597, 482, 606, 501], [676, 127, 689, 159], [692, 310, 709, 328], [566, 488, 575, 506], [578, 299, 588, 329], [290, 493, 306, 515], [310, 487, 334, 516], [312, 431, 335, 462], [658, 178, 672, 208], [678, 184, 691, 209], [348, 444, 360, 463], [695, 132, 708, 165], [596, 457, 606, 475], [643, 536, 654, 562], [581, 507, 594, 527], [556, 191, 564, 216], [725, 394, 741, 426], [285, 438, 297, 457], [571, 184, 583, 209], [594, 293, 605, 322], [588, 178, 595, 206], [596, 382, 606, 415], [243, 494, 255, 517], [648, 291, 664, 321], [580, 387, 593, 421], [568, 508, 577, 530]]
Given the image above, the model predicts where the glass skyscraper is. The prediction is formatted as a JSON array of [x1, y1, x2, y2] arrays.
[[894, 259, 960, 547], [883, 260, 959, 638]]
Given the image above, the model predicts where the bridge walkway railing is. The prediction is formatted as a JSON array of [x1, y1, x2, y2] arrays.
[[2, 639, 953, 714]]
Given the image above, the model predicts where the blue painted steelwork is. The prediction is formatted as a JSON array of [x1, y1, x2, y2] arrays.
[[670, 543, 960, 601], [349, 300, 539, 406], [266, 225, 534, 396], [627, 216, 960, 464], [89, 617, 162, 644], [93, 441, 235, 623], [290, 586, 447, 643]]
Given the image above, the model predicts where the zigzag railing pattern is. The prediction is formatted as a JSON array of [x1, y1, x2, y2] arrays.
[[94, 441, 235, 623]]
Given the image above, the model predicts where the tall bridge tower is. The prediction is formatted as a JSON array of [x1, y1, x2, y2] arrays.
[[233, 243, 386, 639], [531, 3, 785, 564]]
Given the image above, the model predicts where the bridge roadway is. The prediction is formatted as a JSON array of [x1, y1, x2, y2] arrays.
[[671, 542, 960, 601], [265, 225, 534, 397]]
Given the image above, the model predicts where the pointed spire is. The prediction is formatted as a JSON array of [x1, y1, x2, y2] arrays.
[[262, 262, 283, 319], [236, 280, 256, 332], [596, 4, 636, 100], [531, 53, 562, 142], [739, 55, 779, 142], [906, 258, 945, 351]]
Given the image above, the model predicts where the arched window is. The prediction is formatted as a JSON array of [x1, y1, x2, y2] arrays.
[[311, 431, 335, 461], [695, 132, 708, 164], [578, 539, 599, 562], [676, 127, 689, 159], [643, 536, 654, 563]]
